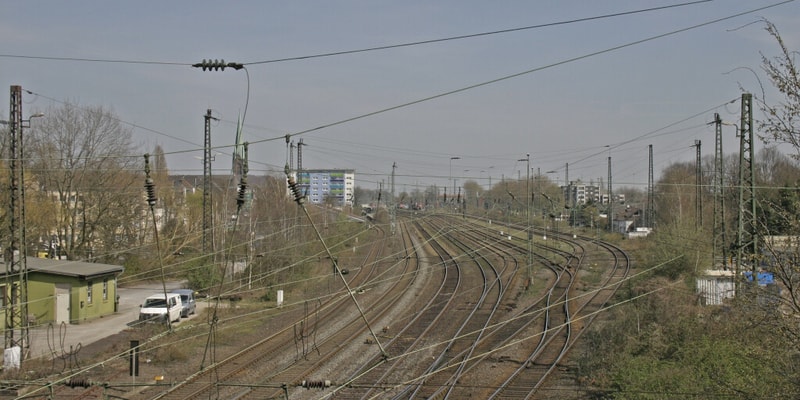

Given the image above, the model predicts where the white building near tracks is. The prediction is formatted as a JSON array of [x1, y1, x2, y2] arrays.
[[297, 169, 355, 207]]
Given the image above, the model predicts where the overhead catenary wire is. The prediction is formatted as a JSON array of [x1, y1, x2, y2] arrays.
[[12, 1, 789, 188], [266, 1, 793, 147], [242, 0, 712, 65], [13, 2, 787, 168], [0, 1, 711, 67]]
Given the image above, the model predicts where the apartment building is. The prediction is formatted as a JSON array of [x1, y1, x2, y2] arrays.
[[563, 181, 601, 205], [297, 169, 355, 206]]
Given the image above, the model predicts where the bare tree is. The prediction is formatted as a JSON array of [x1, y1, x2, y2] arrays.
[[462, 180, 482, 210], [25, 102, 141, 261], [758, 20, 800, 158], [746, 21, 800, 386], [654, 162, 695, 227]]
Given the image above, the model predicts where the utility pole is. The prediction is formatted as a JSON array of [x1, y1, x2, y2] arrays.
[[736, 93, 757, 290], [458, 187, 464, 216], [377, 181, 382, 209], [693, 140, 702, 230], [518, 155, 531, 286], [564, 163, 570, 205], [202, 110, 215, 255], [449, 156, 460, 212], [289, 140, 295, 172], [607, 156, 613, 232]]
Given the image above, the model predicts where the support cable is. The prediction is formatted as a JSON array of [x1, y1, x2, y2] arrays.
[[286, 168, 389, 359], [144, 154, 173, 332]]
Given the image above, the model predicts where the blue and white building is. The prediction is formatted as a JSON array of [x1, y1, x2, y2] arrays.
[[297, 169, 355, 206]]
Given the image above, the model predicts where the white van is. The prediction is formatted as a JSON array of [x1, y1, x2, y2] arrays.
[[139, 293, 182, 323]]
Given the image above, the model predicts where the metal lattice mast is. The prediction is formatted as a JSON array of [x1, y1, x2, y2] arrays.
[[5, 85, 29, 358], [391, 162, 396, 235], [646, 144, 655, 228], [712, 113, 727, 269], [297, 138, 304, 173], [203, 109, 214, 255], [736, 93, 757, 279]]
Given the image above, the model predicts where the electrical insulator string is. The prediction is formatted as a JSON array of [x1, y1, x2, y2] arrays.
[[143, 153, 173, 332]]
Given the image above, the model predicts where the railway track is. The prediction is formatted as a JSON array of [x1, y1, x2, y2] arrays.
[[382, 214, 629, 400], [332, 214, 541, 399], [486, 225, 631, 399], [331, 218, 471, 399], [142, 224, 398, 400], [29, 211, 630, 400]]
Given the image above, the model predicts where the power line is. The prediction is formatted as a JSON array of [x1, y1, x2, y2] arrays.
[[9, 1, 794, 186], [243, 1, 712, 65], [0, 54, 188, 65], [0, 1, 711, 67], [259, 0, 793, 146]]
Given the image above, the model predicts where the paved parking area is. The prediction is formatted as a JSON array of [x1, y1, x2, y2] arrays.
[[27, 282, 194, 360]]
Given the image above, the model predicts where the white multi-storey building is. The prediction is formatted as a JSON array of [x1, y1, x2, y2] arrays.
[[563, 181, 601, 205], [297, 169, 355, 206]]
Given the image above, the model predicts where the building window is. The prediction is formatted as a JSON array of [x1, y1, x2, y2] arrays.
[[103, 279, 108, 301], [87, 281, 93, 304], [0, 285, 5, 307]]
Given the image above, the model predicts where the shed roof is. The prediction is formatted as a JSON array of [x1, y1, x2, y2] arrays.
[[4, 257, 124, 280]]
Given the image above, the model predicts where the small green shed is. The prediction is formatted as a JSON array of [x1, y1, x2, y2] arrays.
[[24, 258, 124, 324]]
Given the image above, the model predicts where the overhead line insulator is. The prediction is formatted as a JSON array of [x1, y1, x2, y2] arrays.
[[287, 175, 305, 205], [143, 154, 157, 207], [192, 59, 244, 71]]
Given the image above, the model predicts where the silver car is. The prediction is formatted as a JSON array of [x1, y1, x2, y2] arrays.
[[170, 289, 196, 318]]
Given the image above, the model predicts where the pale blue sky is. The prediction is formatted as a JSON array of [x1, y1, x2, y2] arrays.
[[1, 1, 798, 192]]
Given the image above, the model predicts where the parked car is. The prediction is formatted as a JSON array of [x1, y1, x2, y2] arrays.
[[139, 293, 182, 323], [170, 289, 196, 318]]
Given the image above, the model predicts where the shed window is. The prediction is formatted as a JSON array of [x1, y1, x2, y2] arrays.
[[103, 279, 108, 301], [87, 281, 93, 304]]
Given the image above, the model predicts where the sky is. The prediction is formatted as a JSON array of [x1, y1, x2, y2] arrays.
[[1, 0, 799, 195]]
